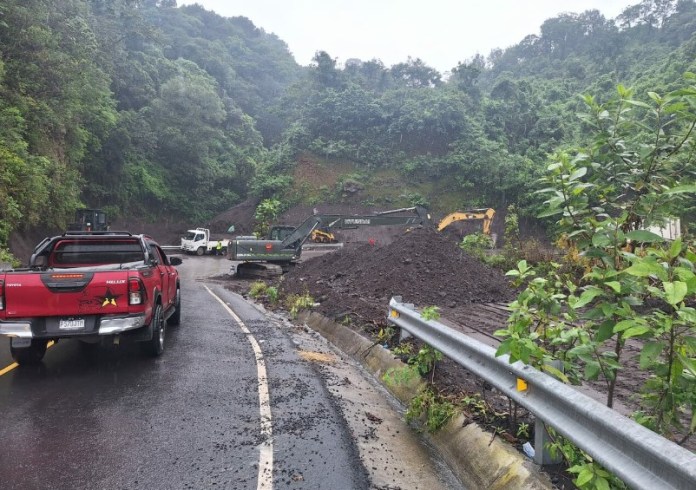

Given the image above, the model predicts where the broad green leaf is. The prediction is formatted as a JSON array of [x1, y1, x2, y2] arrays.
[[584, 362, 601, 380], [678, 308, 696, 324], [625, 230, 664, 243], [663, 185, 696, 195], [495, 338, 513, 357], [542, 364, 569, 383], [663, 281, 687, 305], [677, 353, 696, 378], [592, 233, 611, 247], [663, 101, 688, 114], [568, 167, 587, 182], [575, 468, 594, 487], [573, 288, 603, 309], [568, 344, 594, 357], [674, 267, 695, 283], [537, 208, 564, 218], [605, 281, 621, 293], [572, 183, 594, 195], [684, 336, 696, 353], [596, 322, 615, 342], [624, 260, 667, 281], [595, 476, 610, 490], [624, 99, 652, 109], [647, 91, 662, 103], [669, 238, 682, 259], [623, 326, 650, 339], [617, 84, 630, 97], [639, 342, 665, 369], [613, 320, 638, 333]]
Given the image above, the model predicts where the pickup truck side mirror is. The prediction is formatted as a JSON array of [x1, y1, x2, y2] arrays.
[[33, 255, 48, 268], [170, 256, 183, 266]]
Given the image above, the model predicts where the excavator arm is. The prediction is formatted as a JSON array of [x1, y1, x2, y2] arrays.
[[437, 208, 495, 235], [231, 207, 431, 277]]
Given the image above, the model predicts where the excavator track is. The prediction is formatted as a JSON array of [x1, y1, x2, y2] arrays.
[[235, 262, 284, 279]]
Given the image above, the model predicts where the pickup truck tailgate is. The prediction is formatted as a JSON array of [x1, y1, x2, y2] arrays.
[[2, 270, 133, 318]]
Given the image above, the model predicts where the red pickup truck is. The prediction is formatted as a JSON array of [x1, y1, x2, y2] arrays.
[[0, 231, 182, 365]]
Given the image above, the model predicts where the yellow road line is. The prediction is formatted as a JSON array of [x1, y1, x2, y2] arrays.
[[0, 362, 17, 376], [0, 340, 55, 376]]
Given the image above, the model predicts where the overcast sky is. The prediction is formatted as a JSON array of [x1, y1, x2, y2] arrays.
[[177, 0, 636, 73]]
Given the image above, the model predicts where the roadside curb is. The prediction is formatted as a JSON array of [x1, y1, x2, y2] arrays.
[[298, 311, 553, 490]]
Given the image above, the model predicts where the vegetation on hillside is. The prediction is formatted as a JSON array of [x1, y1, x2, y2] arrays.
[[1, 0, 695, 252], [497, 79, 696, 490], [1, 1, 695, 485]]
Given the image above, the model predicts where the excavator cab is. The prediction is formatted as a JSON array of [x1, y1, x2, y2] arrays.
[[269, 225, 296, 241], [69, 208, 108, 232]]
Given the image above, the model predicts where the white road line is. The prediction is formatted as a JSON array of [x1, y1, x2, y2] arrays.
[[205, 286, 274, 490]]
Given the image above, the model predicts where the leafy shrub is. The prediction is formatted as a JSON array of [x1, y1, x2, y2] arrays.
[[420, 305, 440, 321], [284, 292, 314, 318], [248, 281, 268, 299], [0, 248, 19, 268], [406, 387, 456, 432], [254, 198, 283, 237], [266, 286, 279, 304]]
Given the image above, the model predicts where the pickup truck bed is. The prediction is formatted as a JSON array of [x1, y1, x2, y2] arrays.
[[0, 231, 182, 365]]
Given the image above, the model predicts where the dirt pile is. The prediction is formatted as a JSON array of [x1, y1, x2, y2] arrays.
[[207, 197, 259, 235], [281, 227, 516, 321]]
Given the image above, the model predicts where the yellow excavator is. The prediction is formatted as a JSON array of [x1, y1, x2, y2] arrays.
[[310, 229, 338, 243], [437, 208, 495, 236]]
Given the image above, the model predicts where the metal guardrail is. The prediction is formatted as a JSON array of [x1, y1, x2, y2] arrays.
[[387, 296, 696, 490], [161, 245, 181, 251]]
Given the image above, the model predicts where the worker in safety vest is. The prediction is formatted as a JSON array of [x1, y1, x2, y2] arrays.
[[215, 241, 223, 256]]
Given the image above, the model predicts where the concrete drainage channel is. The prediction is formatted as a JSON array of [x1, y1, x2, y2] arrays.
[[296, 311, 552, 490]]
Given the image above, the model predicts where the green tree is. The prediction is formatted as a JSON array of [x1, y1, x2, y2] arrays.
[[390, 57, 442, 88], [497, 80, 696, 445]]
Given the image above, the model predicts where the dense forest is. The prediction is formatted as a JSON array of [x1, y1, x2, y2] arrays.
[[1, 0, 696, 259]]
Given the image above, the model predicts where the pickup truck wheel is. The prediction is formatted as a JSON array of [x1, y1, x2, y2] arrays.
[[143, 303, 165, 357], [11, 339, 48, 365], [167, 288, 181, 326], [196, 247, 205, 256]]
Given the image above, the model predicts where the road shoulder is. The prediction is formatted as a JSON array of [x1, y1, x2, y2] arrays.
[[298, 310, 553, 490]]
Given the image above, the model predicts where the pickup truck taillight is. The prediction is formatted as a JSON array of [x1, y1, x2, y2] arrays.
[[0, 280, 4, 310], [129, 278, 145, 305]]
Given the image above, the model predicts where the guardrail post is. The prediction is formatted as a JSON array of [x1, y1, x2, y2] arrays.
[[534, 420, 562, 465], [391, 296, 414, 341], [534, 360, 564, 465]]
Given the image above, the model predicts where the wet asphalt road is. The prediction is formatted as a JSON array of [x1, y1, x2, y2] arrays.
[[0, 255, 462, 490], [0, 256, 367, 489]]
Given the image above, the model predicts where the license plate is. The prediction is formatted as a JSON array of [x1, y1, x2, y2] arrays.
[[59, 318, 85, 330]]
